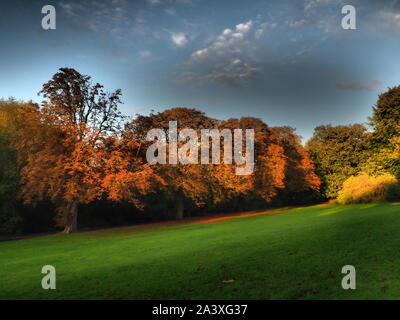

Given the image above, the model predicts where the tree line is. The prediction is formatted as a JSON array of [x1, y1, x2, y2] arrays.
[[0, 68, 322, 235], [1, 67, 400, 235], [307, 85, 400, 201]]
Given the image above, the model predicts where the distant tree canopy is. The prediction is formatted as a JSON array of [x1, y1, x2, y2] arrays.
[[126, 109, 320, 218], [5, 68, 400, 235], [0, 67, 322, 235], [306, 124, 370, 199]]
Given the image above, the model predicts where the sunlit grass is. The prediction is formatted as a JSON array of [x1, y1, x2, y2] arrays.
[[1, 203, 400, 299]]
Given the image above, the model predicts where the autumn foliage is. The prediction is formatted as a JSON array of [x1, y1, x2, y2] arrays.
[[1, 68, 321, 234], [127, 109, 320, 218], [336, 174, 400, 204], [10, 69, 161, 233]]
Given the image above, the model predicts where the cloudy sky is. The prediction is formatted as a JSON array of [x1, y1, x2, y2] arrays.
[[1, 0, 400, 141]]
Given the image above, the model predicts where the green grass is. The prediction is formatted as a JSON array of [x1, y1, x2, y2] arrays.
[[1, 203, 400, 299]]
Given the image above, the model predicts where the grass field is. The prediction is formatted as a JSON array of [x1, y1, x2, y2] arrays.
[[1, 203, 400, 300]]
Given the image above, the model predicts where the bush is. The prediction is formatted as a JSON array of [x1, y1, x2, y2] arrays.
[[0, 204, 23, 235], [336, 173, 400, 204]]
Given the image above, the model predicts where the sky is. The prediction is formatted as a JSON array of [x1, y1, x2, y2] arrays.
[[1, 0, 400, 142]]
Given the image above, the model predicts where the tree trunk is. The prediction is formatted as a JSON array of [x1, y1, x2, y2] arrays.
[[63, 201, 78, 234], [175, 190, 185, 220]]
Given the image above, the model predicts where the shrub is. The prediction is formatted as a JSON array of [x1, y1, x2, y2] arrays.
[[0, 204, 23, 235], [336, 173, 400, 204]]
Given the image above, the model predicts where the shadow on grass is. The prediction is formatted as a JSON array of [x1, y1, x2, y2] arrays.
[[1, 204, 400, 299]]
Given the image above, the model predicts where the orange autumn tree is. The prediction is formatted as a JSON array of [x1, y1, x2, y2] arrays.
[[101, 135, 163, 209], [209, 117, 287, 206], [126, 108, 216, 219], [271, 126, 320, 203], [128, 110, 288, 216], [14, 68, 158, 233]]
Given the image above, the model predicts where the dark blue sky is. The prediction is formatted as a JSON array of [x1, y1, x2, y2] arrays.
[[1, 0, 400, 141]]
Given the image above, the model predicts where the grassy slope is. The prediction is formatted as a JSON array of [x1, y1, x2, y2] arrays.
[[1, 203, 400, 300]]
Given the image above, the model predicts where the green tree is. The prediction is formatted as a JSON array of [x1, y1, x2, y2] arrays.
[[306, 124, 369, 198], [0, 127, 21, 234], [0, 99, 35, 234], [368, 86, 400, 176], [370, 85, 400, 145]]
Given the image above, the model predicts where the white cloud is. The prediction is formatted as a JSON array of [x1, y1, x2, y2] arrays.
[[289, 19, 307, 29], [191, 19, 253, 59], [182, 20, 263, 86], [254, 22, 276, 39], [222, 29, 232, 36], [192, 48, 209, 59], [171, 32, 188, 47], [229, 58, 241, 67], [236, 20, 253, 33]]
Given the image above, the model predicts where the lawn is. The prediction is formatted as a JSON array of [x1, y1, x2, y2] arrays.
[[1, 203, 400, 300]]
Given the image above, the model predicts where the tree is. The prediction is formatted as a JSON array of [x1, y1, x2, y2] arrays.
[[13, 68, 156, 233], [271, 126, 320, 203], [370, 85, 400, 146], [306, 124, 369, 198], [0, 99, 31, 234], [368, 86, 400, 177], [128, 109, 291, 218], [126, 108, 216, 219], [212, 117, 286, 205]]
